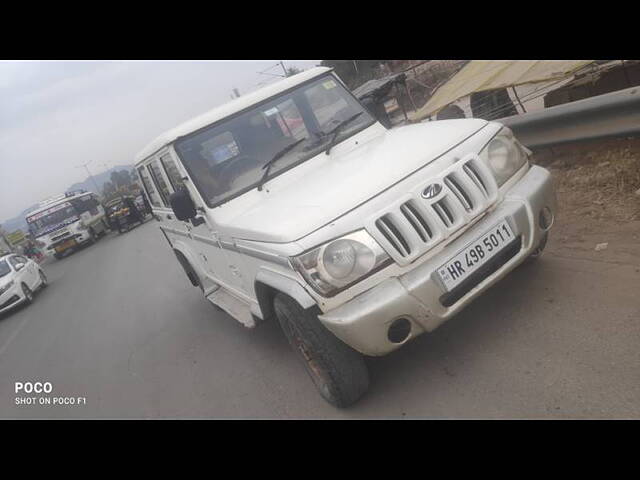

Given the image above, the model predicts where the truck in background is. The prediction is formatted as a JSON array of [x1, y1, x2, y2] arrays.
[[25, 190, 109, 259]]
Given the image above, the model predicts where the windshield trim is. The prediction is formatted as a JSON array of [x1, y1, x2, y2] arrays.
[[173, 72, 378, 209]]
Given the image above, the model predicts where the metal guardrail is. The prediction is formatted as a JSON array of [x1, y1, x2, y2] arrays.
[[499, 86, 640, 149]]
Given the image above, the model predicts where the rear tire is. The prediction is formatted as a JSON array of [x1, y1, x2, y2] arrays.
[[273, 293, 369, 408]]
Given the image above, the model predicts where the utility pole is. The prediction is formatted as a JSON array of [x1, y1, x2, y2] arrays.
[[75, 160, 101, 194], [280, 61, 287, 77]]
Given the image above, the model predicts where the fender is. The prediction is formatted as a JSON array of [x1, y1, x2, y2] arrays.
[[168, 237, 210, 289], [254, 268, 316, 321]]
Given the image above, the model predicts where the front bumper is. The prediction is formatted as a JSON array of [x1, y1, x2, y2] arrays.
[[318, 165, 556, 356], [0, 282, 26, 314]]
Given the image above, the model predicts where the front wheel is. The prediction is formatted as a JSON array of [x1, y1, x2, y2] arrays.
[[86, 227, 97, 245], [273, 293, 369, 408], [39, 270, 48, 289], [526, 232, 548, 263], [21, 283, 34, 304]]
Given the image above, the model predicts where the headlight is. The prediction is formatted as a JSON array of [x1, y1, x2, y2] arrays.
[[479, 127, 528, 186], [0, 280, 15, 295], [291, 230, 392, 297]]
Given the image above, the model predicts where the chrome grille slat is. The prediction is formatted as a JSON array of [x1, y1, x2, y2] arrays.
[[444, 175, 473, 211], [400, 202, 432, 243], [463, 162, 489, 197], [376, 216, 411, 257], [432, 200, 454, 227]]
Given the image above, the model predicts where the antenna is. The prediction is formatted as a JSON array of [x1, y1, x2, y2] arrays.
[[75, 160, 101, 194]]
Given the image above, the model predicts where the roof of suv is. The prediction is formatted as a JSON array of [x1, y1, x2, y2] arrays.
[[134, 67, 332, 165]]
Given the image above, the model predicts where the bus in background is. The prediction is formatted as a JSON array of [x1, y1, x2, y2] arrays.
[[26, 190, 110, 259]]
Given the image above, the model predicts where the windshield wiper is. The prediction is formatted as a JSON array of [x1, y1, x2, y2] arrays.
[[257, 137, 306, 191], [324, 112, 363, 155]]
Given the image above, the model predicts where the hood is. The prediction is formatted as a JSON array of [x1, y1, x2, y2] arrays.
[[214, 119, 489, 243], [0, 271, 16, 289]]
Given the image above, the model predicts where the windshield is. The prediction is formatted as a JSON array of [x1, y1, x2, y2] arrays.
[[26, 202, 79, 237], [174, 74, 375, 207], [0, 259, 10, 278]]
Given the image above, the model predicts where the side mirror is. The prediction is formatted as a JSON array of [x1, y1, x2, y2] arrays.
[[169, 188, 198, 221]]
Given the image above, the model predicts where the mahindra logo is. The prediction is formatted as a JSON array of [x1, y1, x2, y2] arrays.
[[421, 183, 442, 199]]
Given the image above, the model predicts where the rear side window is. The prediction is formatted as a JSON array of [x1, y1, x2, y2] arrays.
[[160, 153, 185, 192], [148, 160, 172, 206], [137, 166, 162, 207]]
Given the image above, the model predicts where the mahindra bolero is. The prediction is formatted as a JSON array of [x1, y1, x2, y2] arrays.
[[134, 67, 556, 407]]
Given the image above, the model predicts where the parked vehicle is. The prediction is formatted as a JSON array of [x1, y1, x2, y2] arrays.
[[135, 67, 556, 407], [26, 190, 109, 260], [0, 253, 48, 314], [105, 196, 145, 233]]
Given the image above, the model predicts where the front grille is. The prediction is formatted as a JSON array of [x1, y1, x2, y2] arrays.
[[371, 157, 498, 265], [51, 232, 71, 242]]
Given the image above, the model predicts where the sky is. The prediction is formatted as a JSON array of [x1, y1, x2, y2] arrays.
[[0, 60, 321, 223]]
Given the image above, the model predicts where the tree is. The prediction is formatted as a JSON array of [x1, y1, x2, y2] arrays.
[[103, 181, 116, 197], [286, 66, 302, 77]]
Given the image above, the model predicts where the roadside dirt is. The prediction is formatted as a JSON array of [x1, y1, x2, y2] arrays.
[[531, 137, 640, 269]]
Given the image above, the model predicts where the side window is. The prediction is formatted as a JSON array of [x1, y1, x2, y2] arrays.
[[160, 153, 185, 192], [9, 256, 25, 268], [137, 166, 162, 207], [148, 160, 172, 206]]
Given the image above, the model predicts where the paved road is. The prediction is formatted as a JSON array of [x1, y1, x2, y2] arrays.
[[1, 219, 639, 419]]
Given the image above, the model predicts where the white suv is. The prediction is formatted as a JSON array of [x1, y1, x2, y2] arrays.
[[0, 254, 48, 314], [135, 67, 556, 407]]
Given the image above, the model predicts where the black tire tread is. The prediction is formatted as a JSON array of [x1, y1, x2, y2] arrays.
[[274, 293, 369, 408]]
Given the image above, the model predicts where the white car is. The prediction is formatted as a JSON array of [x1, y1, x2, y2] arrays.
[[135, 67, 556, 407], [0, 254, 48, 314]]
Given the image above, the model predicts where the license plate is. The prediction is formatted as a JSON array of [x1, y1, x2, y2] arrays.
[[437, 220, 515, 291], [55, 239, 76, 253]]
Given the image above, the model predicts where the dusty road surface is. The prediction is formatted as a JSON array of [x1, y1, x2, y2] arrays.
[[1, 198, 639, 418]]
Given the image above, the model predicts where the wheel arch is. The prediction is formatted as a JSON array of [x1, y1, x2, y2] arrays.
[[170, 239, 206, 289], [254, 269, 316, 322]]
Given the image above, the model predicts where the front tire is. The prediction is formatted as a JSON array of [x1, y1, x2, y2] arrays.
[[527, 232, 548, 263], [86, 227, 97, 245], [21, 283, 34, 304], [39, 270, 48, 289], [273, 293, 369, 408]]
